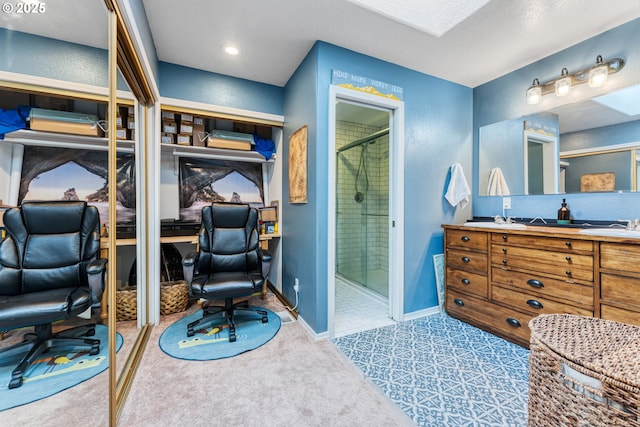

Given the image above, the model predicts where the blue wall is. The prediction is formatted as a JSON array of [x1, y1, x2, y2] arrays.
[[0, 28, 108, 87], [159, 62, 284, 115], [281, 44, 321, 329], [283, 41, 473, 333], [473, 18, 640, 220]]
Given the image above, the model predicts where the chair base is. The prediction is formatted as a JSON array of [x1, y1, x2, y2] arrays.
[[0, 323, 100, 389], [187, 299, 268, 342]]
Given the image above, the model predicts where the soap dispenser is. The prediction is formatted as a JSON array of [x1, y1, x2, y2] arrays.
[[557, 199, 571, 225]]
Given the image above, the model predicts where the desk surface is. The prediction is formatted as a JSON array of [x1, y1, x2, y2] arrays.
[[100, 233, 280, 248]]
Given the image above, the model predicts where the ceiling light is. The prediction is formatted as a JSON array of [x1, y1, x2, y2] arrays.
[[526, 79, 542, 105], [526, 56, 625, 104], [555, 68, 572, 97], [225, 46, 239, 55], [588, 55, 608, 88]]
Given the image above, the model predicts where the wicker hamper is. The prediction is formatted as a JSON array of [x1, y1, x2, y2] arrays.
[[116, 281, 190, 321], [528, 314, 640, 427]]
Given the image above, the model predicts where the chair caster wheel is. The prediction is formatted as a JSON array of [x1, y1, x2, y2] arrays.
[[90, 344, 100, 356], [229, 333, 236, 342], [85, 328, 96, 337], [9, 377, 23, 389], [262, 316, 268, 323], [187, 328, 194, 337]]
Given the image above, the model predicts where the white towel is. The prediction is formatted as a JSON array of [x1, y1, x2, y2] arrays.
[[445, 163, 471, 209], [487, 167, 510, 196]]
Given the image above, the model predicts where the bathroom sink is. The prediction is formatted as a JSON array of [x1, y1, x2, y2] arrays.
[[578, 228, 640, 238], [463, 222, 527, 229]]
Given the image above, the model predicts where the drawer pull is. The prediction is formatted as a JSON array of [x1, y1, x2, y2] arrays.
[[506, 318, 521, 328], [527, 279, 544, 288], [461, 278, 470, 285], [527, 299, 544, 309], [502, 235, 507, 240], [453, 298, 464, 306], [565, 270, 572, 276], [502, 248, 507, 253], [462, 256, 470, 263], [502, 259, 508, 265], [461, 235, 470, 242], [565, 241, 572, 247], [565, 256, 572, 261]]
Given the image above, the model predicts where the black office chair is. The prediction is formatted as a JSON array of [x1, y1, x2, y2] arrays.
[[0, 200, 107, 389], [182, 203, 271, 342]]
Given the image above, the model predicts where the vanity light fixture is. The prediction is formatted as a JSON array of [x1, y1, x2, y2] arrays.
[[588, 55, 609, 87], [526, 79, 542, 105], [555, 68, 572, 97], [526, 55, 625, 104]]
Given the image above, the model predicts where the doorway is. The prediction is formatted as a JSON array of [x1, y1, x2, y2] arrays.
[[328, 86, 405, 338]]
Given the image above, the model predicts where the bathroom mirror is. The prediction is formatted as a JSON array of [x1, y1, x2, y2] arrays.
[[479, 83, 640, 196]]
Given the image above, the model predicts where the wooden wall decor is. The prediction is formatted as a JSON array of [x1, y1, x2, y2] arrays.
[[289, 125, 308, 203], [580, 172, 615, 192]]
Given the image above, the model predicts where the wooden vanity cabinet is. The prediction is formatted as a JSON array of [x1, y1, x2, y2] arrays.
[[441, 225, 635, 348], [599, 242, 640, 325]]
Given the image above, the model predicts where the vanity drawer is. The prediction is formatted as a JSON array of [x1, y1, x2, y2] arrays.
[[600, 273, 640, 308], [492, 284, 592, 317], [600, 304, 640, 327], [600, 243, 640, 274], [446, 288, 532, 345], [492, 245, 593, 281], [446, 267, 487, 298], [491, 267, 593, 306], [446, 229, 487, 252], [491, 233, 593, 252], [446, 248, 488, 274]]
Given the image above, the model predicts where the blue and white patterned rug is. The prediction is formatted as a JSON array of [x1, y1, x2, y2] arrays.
[[333, 314, 529, 427]]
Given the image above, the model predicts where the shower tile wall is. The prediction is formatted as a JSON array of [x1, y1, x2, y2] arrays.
[[336, 120, 388, 288]]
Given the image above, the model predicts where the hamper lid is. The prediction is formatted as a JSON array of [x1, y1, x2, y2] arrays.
[[530, 314, 640, 388]]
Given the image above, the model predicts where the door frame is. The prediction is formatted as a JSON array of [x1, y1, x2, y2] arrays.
[[327, 85, 405, 337]]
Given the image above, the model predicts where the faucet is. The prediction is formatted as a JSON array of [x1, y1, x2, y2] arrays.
[[494, 215, 516, 224], [618, 219, 640, 231]]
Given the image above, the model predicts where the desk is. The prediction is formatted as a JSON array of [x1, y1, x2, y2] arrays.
[[99, 233, 280, 323]]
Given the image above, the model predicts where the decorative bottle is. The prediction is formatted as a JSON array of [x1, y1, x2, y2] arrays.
[[557, 199, 571, 225]]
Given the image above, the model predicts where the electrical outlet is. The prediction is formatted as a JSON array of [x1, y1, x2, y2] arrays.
[[502, 197, 512, 210], [294, 278, 300, 293]]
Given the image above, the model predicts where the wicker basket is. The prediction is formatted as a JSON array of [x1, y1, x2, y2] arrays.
[[528, 314, 640, 427], [116, 281, 190, 321]]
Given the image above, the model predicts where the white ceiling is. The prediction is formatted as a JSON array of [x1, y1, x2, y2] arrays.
[[1, 1, 638, 89]]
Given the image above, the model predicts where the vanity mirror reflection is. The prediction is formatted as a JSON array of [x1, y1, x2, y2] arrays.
[[479, 83, 640, 196]]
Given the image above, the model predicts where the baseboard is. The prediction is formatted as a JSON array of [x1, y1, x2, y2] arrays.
[[403, 306, 440, 321], [266, 281, 298, 320]]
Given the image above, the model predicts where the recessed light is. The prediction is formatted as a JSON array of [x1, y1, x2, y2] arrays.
[[225, 46, 239, 55]]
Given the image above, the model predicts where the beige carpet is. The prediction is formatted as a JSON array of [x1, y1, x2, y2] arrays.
[[3, 295, 413, 426]]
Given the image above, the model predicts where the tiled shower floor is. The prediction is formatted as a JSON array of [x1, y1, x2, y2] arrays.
[[334, 275, 395, 337]]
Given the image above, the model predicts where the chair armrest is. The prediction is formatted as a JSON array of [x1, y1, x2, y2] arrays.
[[259, 249, 272, 279], [87, 258, 107, 305], [258, 248, 272, 263], [182, 251, 199, 285]]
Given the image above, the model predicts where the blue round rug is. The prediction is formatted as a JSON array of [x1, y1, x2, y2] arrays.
[[159, 307, 281, 361], [0, 325, 123, 411]]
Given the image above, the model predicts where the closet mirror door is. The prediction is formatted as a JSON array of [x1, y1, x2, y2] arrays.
[[0, 1, 111, 422], [105, 2, 157, 421]]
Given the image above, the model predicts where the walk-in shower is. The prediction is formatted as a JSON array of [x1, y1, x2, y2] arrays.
[[336, 125, 389, 297]]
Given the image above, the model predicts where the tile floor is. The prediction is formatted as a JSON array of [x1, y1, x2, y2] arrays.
[[334, 275, 395, 337]]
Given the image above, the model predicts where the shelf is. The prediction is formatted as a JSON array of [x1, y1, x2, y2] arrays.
[[3, 129, 135, 153], [165, 143, 274, 163]]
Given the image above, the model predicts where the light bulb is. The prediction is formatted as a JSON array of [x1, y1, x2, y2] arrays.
[[555, 68, 571, 97], [526, 79, 542, 104], [588, 55, 608, 88]]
